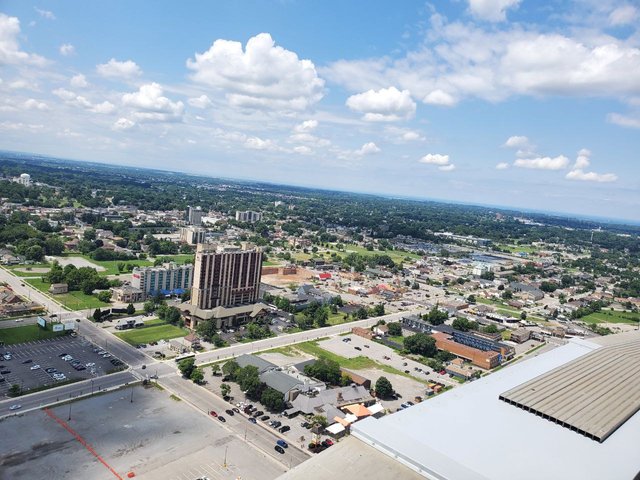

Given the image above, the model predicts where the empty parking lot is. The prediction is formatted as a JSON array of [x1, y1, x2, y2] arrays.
[[0, 336, 125, 397]]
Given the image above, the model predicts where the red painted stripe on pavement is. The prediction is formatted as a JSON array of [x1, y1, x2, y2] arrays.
[[43, 407, 124, 480]]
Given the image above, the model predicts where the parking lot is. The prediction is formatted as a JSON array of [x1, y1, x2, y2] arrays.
[[0, 335, 125, 397], [0, 385, 286, 480]]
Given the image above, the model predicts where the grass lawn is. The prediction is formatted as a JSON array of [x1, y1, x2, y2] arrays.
[[495, 244, 539, 254], [327, 312, 351, 326], [388, 335, 404, 344], [327, 243, 421, 263], [581, 310, 640, 325], [77, 255, 154, 276], [262, 260, 281, 266], [115, 323, 188, 345], [26, 278, 109, 311], [6, 263, 51, 277], [0, 324, 68, 345], [151, 254, 194, 264]]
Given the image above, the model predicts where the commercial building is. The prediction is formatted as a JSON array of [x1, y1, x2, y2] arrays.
[[185, 206, 203, 226], [131, 263, 193, 299], [179, 226, 206, 245], [14, 173, 31, 187], [433, 325, 515, 360], [235, 210, 262, 223], [432, 331, 501, 369], [190, 243, 262, 310], [111, 285, 144, 303], [282, 331, 640, 480], [510, 328, 531, 343]]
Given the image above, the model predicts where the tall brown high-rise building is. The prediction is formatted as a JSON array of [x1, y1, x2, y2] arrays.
[[190, 243, 262, 310]]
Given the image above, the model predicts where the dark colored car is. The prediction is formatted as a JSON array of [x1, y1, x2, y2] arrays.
[[275, 445, 285, 454], [248, 417, 257, 424], [252, 410, 264, 417], [0, 370, 10, 374], [218, 416, 226, 423], [279, 425, 290, 433], [232, 407, 240, 413], [209, 410, 218, 417], [22, 359, 33, 364], [225, 409, 234, 416], [277, 439, 288, 448], [260, 415, 270, 421]]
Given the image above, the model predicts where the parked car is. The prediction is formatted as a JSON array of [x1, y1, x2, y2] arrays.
[[322, 439, 334, 447], [354, 346, 362, 351], [260, 415, 270, 422], [0, 370, 11, 374], [279, 425, 290, 433], [30, 364, 40, 370], [218, 416, 226, 423], [252, 410, 264, 417], [300, 421, 309, 428], [248, 417, 257, 424], [209, 410, 218, 417], [22, 359, 32, 364], [276, 439, 288, 448], [274, 445, 285, 454], [232, 407, 240, 413], [225, 409, 234, 416]]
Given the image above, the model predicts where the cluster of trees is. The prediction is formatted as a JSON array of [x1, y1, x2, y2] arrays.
[[387, 322, 402, 336], [571, 300, 606, 319], [403, 333, 437, 357], [422, 306, 449, 326], [374, 376, 394, 398], [451, 317, 479, 332], [341, 252, 397, 272], [45, 261, 112, 294], [195, 320, 225, 347], [143, 298, 183, 325], [221, 360, 286, 412], [303, 358, 348, 386], [245, 321, 273, 340], [177, 357, 204, 384]]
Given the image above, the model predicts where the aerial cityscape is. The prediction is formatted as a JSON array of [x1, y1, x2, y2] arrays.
[[0, 1, 639, 480]]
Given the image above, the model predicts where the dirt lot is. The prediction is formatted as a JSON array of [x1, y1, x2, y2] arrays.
[[0, 385, 285, 480], [261, 269, 314, 287], [46, 256, 106, 272]]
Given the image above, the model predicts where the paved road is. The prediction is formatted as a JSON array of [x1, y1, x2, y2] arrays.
[[159, 374, 310, 468], [0, 316, 40, 329], [193, 307, 424, 366], [0, 370, 137, 419]]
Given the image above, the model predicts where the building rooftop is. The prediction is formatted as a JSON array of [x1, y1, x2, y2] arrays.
[[499, 337, 640, 442], [347, 332, 640, 480]]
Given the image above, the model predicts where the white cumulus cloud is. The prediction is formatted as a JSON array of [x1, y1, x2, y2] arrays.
[[503, 135, 530, 148], [187, 33, 324, 111], [188, 95, 212, 109], [423, 89, 457, 106], [607, 112, 640, 129], [609, 5, 638, 26], [356, 142, 381, 155], [245, 136, 277, 151], [574, 148, 591, 169], [346, 86, 416, 121], [112, 117, 135, 131], [97, 58, 142, 79], [294, 120, 318, 133], [122, 83, 184, 122], [0, 14, 47, 66], [419, 153, 450, 165], [23, 99, 48, 111], [53, 88, 115, 114], [59, 44, 75, 56], [565, 170, 617, 183], [70, 74, 88, 88], [439, 164, 456, 171], [468, 0, 521, 22], [495, 162, 509, 170], [514, 155, 569, 170], [34, 7, 56, 20]]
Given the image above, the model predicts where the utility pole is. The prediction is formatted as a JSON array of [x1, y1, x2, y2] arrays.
[[223, 445, 228, 468], [67, 401, 72, 421], [130, 385, 134, 403]]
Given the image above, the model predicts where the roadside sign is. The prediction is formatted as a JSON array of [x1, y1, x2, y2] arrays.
[[63, 322, 76, 331], [53, 324, 64, 332], [37, 317, 47, 328]]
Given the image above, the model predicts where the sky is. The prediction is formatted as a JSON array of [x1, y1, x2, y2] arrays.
[[1, 1, 639, 221]]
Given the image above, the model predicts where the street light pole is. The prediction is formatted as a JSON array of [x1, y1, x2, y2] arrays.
[[130, 385, 134, 403], [223, 445, 228, 468], [68, 402, 72, 421], [91, 379, 94, 395]]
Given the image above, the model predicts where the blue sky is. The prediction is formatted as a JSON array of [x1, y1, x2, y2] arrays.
[[1, 1, 639, 221]]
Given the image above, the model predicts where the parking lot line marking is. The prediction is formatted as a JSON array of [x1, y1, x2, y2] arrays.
[[43, 407, 124, 480]]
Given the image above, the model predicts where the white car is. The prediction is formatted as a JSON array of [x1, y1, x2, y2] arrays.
[[3, 354, 11, 361], [30, 364, 40, 370], [9, 404, 21, 411], [53, 374, 66, 380], [85, 362, 95, 367], [102, 354, 111, 358]]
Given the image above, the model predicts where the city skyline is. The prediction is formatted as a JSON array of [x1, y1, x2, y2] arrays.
[[1, 1, 639, 220]]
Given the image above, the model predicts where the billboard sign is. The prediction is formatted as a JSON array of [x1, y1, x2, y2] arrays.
[[37, 317, 47, 328], [53, 324, 64, 332], [63, 322, 76, 331]]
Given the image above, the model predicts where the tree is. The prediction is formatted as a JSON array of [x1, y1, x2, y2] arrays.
[[452, 317, 477, 332], [92, 308, 102, 321], [211, 334, 225, 348], [143, 301, 155, 315], [26, 245, 44, 261], [261, 387, 286, 412], [304, 358, 341, 385], [372, 303, 385, 317], [178, 358, 196, 378], [8, 384, 21, 397], [211, 364, 221, 376], [220, 383, 231, 398], [190, 367, 204, 384], [520, 311, 527, 320], [411, 282, 420, 290], [540, 281, 558, 293], [467, 294, 476, 304], [483, 324, 499, 334], [502, 290, 513, 300], [310, 415, 328, 429], [480, 271, 495, 281], [196, 319, 217, 341], [222, 360, 240, 380], [387, 322, 402, 336], [424, 306, 448, 326], [126, 303, 135, 315], [97, 291, 111, 303], [403, 333, 437, 357], [375, 376, 394, 398]]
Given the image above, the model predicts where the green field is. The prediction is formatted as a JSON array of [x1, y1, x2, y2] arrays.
[[0, 324, 68, 345], [581, 310, 640, 325], [26, 278, 109, 311], [151, 254, 194, 264], [76, 255, 154, 276], [495, 244, 539, 254], [6, 263, 51, 277], [115, 323, 188, 345]]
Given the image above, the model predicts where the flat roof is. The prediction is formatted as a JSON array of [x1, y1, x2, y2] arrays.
[[350, 332, 640, 480], [499, 337, 640, 442]]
